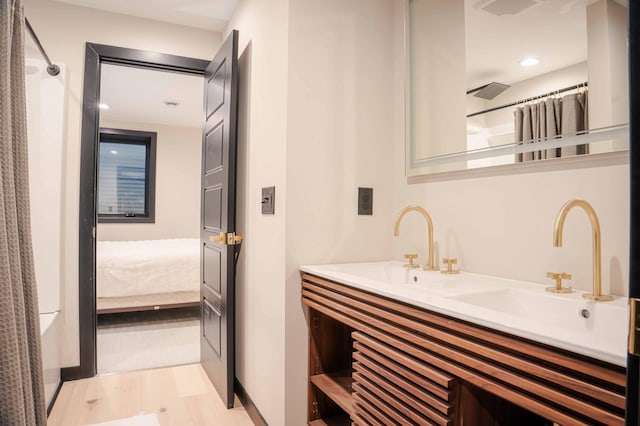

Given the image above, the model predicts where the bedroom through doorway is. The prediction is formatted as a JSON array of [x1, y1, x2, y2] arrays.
[[95, 63, 205, 374]]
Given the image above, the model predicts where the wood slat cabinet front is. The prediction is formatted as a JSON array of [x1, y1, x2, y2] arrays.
[[352, 331, 457, 425], [301, 272, 626, 426]]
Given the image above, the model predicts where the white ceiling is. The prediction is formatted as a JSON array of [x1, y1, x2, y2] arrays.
[[99, 64, 204, 128], [53, 0, 238, 31]]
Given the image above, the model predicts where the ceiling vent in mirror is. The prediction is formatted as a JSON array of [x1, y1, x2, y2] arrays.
[[477, 0, 538, 16]]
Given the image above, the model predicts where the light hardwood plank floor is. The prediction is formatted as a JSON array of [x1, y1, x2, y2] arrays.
[[48, 364, 254, 426]]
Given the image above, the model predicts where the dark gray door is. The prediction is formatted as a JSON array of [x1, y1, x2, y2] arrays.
[[200, 30, 239, 409]]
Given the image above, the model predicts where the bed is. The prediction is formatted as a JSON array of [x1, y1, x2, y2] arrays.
[[96, 238, 200, 314]]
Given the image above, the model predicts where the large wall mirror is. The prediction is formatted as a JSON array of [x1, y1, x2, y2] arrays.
[[407, 0, 630, 176]]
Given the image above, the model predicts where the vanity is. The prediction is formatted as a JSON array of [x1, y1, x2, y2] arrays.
[[300, 262, 627, 425]]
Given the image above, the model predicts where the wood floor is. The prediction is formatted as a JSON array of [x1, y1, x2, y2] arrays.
[[47, 364, 254, 426]]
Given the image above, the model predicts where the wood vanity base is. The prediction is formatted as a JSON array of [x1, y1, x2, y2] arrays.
[[301, 273, 626, 425]]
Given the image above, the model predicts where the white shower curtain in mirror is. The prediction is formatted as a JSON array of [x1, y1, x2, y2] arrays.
[[0, 0, 47, 424], [514, 90, 588, 162]]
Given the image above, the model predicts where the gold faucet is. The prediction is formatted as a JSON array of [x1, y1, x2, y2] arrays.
[[553, 199, 613, 301], [393, 206, 438, 271]]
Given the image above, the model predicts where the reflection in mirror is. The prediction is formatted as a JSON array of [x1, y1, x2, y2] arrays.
[[96, 64, 204, 373], [408, 0, 629, 175]]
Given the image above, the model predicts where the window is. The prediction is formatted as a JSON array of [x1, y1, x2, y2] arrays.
[[98, 128, 157, 223]]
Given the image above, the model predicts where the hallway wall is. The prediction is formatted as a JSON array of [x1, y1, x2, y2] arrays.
[[284, 0, 395, 424], [227, 0, 396, 423], [225, 0, 290, 424]]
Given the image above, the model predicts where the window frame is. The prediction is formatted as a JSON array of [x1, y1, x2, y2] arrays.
[[97, 128, 157, 224]]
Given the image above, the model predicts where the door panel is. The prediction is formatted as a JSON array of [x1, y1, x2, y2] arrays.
[[203, 188, 222, 230], [203, 245, 221, 294], [207, 62, 226, 117], [203, 298, 222, 356], [205, 125, 224, 172], [200, 30, 239, 409]]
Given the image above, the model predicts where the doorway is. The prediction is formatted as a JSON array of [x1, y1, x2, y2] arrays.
[[76, 37, 242, 409], [75, 44, 209, 379], [94, 63, 204, 373]]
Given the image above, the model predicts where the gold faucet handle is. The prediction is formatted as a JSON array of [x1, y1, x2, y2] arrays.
[[441, 258, 459, 274], [546, 272, 572, 294], [403, 254, 420, 269]]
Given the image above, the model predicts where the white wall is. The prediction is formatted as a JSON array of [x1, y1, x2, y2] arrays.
[[97, 120, 201, 242], [393, 164, 629, 295], [26, 59, 66, 314], [412, 0, 467, 159], [228, 1, 395, 424], [587, 0, 629, 130], [284, 0, 395, 424], [24, 0, 222, 367], [225, 1, 290, 424], [588, 0, 629, 154]]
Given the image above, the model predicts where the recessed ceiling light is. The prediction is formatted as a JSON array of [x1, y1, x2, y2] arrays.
[[99, 103, 110, 110], [163, 99, 181, 108], [110, 150, 118, 155], [520, 57, 540, 67]]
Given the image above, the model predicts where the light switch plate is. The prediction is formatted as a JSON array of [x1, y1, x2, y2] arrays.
[[262, 186, 275, 214], [358, 187, 373, 215]]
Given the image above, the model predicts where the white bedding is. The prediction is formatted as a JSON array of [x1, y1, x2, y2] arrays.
[[96, 238, 200, 298]]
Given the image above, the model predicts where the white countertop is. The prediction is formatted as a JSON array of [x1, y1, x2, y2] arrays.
[[300, 260, 629, 367]]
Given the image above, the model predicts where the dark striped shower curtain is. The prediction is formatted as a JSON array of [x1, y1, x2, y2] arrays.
[[0, 0, 47, 424]]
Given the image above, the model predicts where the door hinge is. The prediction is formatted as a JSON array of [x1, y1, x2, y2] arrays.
[[629, 298, 640, 356], [209, 232, 244, 246]]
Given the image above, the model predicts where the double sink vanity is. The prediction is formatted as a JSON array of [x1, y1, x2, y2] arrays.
[[300, 202, 628, 425]]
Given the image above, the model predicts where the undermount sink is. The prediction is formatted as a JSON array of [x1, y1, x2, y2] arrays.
[[448, 288, 587, 327], [446, 287, 627, 340]]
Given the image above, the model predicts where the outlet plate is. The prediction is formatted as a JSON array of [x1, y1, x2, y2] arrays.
[[262, 186, 275, 214], [358, 187, 373, 215]]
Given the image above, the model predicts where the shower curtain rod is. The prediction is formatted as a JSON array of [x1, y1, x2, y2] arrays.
[[466, 81, 588, 118], [25, 18, 60, 76]]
